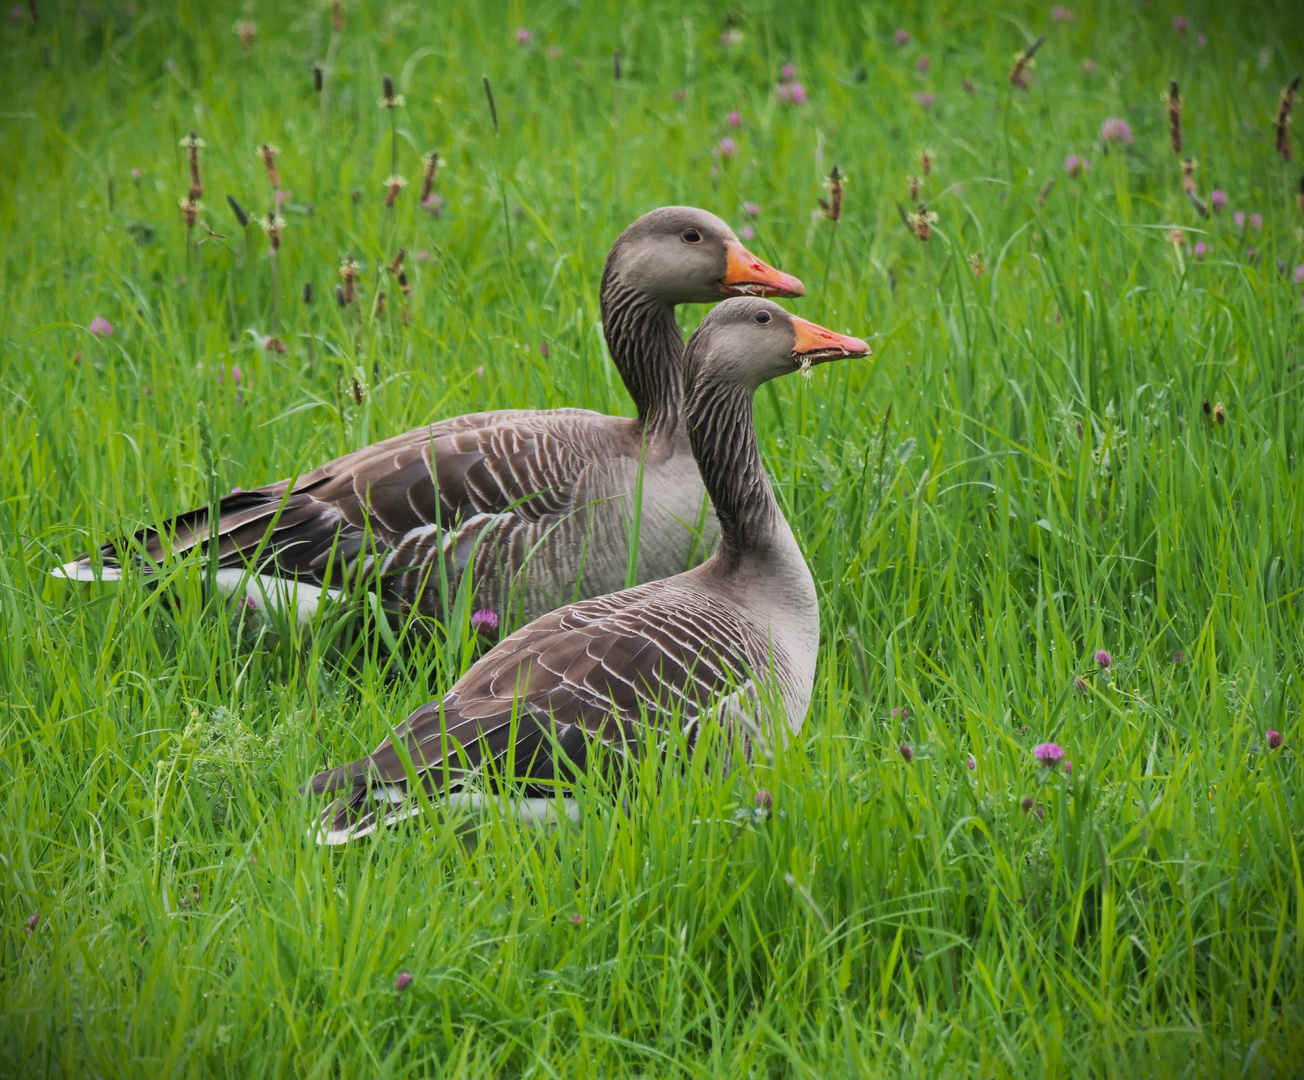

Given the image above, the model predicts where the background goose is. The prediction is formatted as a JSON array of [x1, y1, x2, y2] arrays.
[[307, 297, 870, 843], [54, 207, 804, 628]]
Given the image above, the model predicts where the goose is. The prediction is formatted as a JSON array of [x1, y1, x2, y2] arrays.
[[54, 207, 805, 628], [306, 297, 870, 843]]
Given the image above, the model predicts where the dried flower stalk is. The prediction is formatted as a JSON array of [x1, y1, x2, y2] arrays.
[[1009, 36, 1044, 90], [419, 152, 439, 202], [258, 143, 281, 189], [1167, 80, 1182, 154], [180, 132, 204, 200]]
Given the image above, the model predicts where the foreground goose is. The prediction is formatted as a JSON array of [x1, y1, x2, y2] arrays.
[[307, 297, 870, 843], [55, 207, 804, 627]]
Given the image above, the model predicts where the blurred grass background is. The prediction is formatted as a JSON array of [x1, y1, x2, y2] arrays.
[[1, 0, 1303, 1075]]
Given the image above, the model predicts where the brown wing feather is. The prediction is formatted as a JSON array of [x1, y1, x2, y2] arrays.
[[72, 409, 614, 613], [306, 580, 764, 836]]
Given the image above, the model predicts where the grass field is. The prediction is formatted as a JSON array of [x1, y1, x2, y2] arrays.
[[2, 1, 1303, 1075]]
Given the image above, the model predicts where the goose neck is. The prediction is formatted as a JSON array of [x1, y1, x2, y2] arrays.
[[599, 274, 684, 438], [686, 375, 782, 566]]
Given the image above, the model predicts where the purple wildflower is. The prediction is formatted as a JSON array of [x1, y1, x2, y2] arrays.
[[1172, 15, 1189, 33], [546, 45, 562, 59], [1052, 6, 1075, 20], [672, 88, 686, 102], [914, 91, 935, 109], [238, 597, 257, 612], [1095, 650, 1112, 669], [727, 109, 742, 128], [1266, 730, 1284, 750], [415, 250, 431, 262], [743, 201, 760, 217], [966, 756, 976, 770], [26, 912, 39, 936], [916, 54, 930, 73], [1064, 153, 1089, 178], [781, 62, 797, 79], [893, 28, 910, 46], [720, 29, 743, 47], [1250, 213, 1262, 230], [1100, 117, 1135, 144], [1034, 743, 1066, 769], [1021, 796, 1034, 812], [717, 137, 738, 159], [231, 364, 242, 386], [471, 608, 499, 633], [421, 194, 446, 218], [1210, 189, 1227, 211], [1233, 210, 1246, 228], [755, 789, 773, 811], [1194, 242, 1207, 259], [1294, 265, 1304, 284], [739, 225, 755, 240], [130, 167, 142, 180], [777, 81, 807, 105], [892, 706, 909, 720], [1081, 58, 1098, 74], [1246, 245, 1258, 261], [570, 912, 584, 924], [1064, 760, 1073, 776], [515, 27, 532, 45], [89, 316, 114, 338], [395, 971, 412, 991]]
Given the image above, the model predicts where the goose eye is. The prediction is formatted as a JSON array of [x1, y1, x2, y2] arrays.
[[753, 310, 772, 324], [681, 228, 702, 244]]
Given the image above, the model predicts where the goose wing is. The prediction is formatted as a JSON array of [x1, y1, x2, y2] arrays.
[[60, 409, 612, 608], [307, 581, 763, 841]]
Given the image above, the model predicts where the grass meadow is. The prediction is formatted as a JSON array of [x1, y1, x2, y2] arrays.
[[2, 0, 1303, 1075]]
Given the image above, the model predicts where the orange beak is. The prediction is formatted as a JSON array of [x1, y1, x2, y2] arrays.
[[790, 316, 871, 364], [721, 240, 806, 298]]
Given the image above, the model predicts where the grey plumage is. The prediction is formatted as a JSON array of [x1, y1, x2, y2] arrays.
[[56, 208, 804, 628], [307, 297, 871, 843]]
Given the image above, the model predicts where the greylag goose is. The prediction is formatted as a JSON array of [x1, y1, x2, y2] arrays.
[[307, 297, 870, 843], [54, 207, 804, 628]]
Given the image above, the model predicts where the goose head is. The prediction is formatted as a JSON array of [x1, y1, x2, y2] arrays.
[[685, 297, 870, 390], [604, 207, 805, 306]]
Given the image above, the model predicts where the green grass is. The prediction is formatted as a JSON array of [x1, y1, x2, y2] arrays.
[[3, 0, 1303, 1075]]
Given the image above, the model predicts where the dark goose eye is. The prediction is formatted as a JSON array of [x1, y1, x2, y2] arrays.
[[753, 310, 771, 324], [681, 228, 702, 244]]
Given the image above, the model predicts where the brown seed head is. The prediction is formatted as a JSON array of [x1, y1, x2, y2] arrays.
[[1180, 157, 1197, 194], [350, 377, 365, 405], [259, 212, 286, 251], [226, 194, 249, 228], [384, 174, 407, 208], [1021, 796, 1034, 812], [178, 197, 201, 230], [908, 203, 938, 240], [899, 743, 913, 763], [1009, 35, 1044, 90], [376, 291, 386, 317], [920, 149, 933, 176], [180, 132, 204, 200], [258, 143, 281, 189], [234, 20, 256, 50], [378, 74, 404, 108], [340, 254, 359, 305], [908, 175, 920, 201], [312, 62, 323, 92], [1037, 176, 1056, 207], [420, 152, 439, 202], [303, 282, 314, 305], [968, 251, 986, 276], [825, 166, 843, 222], [1213, 401, 1225, 424], [1167, 80, 1183, 155], [1275, 75, 1300, 162], [331, 0, 344, 32]]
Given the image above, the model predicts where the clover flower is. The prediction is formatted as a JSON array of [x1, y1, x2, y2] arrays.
[[1034, 743, 1066, 769]]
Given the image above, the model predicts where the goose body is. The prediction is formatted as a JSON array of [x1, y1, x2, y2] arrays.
[[308, 298, 870, 843], [54, 208, 804, 628]]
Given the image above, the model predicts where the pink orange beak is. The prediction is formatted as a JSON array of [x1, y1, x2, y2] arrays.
[[790, 316, 870, 364], [721, 240, 806, 298]]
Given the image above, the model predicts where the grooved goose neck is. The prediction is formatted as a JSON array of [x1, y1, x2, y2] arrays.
[[685, 373, 780, 566], [599, 270, 684, 437]]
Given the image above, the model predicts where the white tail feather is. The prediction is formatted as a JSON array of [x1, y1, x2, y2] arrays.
[[314, 792, 582, 845]]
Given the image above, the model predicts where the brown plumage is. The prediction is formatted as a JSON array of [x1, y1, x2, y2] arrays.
[[306, 298, 871, 843], [55, 208, 805, 627]]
